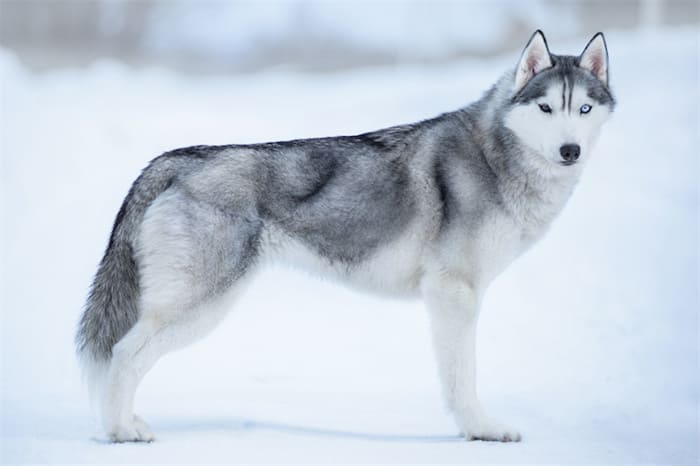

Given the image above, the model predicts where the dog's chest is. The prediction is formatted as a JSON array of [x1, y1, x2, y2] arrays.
[[467, 207, 554, 285], [468, 175, 576, 282], [466, 214, 522, 283]]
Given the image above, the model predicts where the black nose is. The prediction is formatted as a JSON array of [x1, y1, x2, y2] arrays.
[[559, 144, 581, 162]]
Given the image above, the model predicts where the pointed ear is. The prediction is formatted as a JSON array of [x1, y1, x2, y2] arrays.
[[579, 32, 609, 86], [514, 30, 553, 92]]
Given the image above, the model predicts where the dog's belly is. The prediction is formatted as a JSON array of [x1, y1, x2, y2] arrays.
[[262, 221, 428, 298]]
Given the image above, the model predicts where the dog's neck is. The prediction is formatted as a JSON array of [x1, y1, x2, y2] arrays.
[[495, 150, 580, 236]]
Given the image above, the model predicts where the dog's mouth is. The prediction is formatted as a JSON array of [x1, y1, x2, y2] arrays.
[[559, 160, 578, 166]]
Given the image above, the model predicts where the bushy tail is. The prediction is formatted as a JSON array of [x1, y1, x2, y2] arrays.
[[76, 233, 140, 402], [75, 151, 191, 399]]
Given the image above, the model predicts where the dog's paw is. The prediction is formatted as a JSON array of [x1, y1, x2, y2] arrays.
[[133, 415, 155, 442], [108, 415, 155, 443], [458, 415, 521, 442], [463, 424, 521, 442]]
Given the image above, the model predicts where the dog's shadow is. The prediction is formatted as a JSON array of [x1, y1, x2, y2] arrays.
[[156, 417, 463, 443]]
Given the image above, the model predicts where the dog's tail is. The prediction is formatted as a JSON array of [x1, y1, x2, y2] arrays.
[[75, 151, 191, 402]]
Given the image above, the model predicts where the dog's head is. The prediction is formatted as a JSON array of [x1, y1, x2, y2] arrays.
[[504, 30, 616, 169]]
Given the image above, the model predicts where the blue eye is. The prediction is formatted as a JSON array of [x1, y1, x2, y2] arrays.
[[580, 104, 592, 114], [538, 103, 552, 113]]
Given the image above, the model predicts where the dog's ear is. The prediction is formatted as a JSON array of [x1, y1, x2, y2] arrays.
[[514, 30, 553, 92], [579, 32, 609, 86]]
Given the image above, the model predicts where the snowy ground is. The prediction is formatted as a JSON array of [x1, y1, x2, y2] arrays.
[[1, 28, 698, 464]]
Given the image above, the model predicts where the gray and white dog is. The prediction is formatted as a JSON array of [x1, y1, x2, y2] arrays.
[[77, 30, 615, 443]]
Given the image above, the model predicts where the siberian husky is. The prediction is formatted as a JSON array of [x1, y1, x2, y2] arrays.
[[77, 30, 615, 442]]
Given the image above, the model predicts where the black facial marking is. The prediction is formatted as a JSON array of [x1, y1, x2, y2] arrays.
[[561, 77, 566, 111], [567, 75, 574, 113]]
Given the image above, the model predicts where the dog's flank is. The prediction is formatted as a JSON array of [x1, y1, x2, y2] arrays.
[[76, 30, 615, 443]]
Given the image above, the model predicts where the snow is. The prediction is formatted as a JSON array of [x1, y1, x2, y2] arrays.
[[1, 27, 698, 464]]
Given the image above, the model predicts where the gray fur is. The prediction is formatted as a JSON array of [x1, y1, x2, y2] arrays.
[[77, 46, 615, 360]]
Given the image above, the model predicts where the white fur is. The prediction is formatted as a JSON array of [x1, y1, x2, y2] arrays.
[[100, 282, 249, 442], [78, 349, 110, 415], [504, 82, 612, 168], [422, 274, 520, 441]]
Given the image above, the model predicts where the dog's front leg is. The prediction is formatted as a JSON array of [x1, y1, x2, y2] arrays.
[[422, 275, 521, 442]]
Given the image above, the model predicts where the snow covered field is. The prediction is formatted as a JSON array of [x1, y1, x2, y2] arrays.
[[1, 28, 698, 464]]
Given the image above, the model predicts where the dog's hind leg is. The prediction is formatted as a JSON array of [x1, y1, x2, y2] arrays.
[[101, 317, 158, 443], [422, 274, 521, 442], [101, 189, 262, 442], [101, 284, 247, 442]]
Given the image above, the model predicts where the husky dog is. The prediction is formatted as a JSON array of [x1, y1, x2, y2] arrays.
[[77, 30, 615, 443]]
